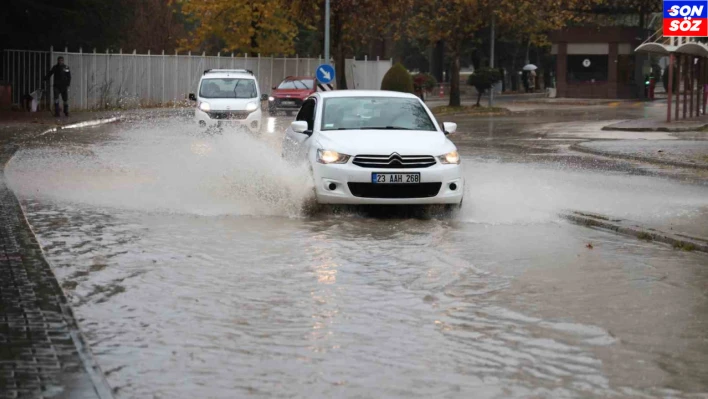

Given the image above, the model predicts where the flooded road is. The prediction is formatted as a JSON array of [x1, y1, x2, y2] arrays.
[[5, 109, 708, 398]]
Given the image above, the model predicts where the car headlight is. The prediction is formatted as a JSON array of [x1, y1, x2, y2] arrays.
[[246, 102, 258, 112], [438, 151, 460, 165], [268, 96, 275, 102], [198, 101, 211, 112], [317, 149, 350, 164]]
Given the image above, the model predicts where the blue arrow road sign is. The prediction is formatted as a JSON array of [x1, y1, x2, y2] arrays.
[[316, 64, 335, 84]]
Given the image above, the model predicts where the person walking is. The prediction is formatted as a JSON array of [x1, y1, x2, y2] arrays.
[[44, 56, 71, 117]]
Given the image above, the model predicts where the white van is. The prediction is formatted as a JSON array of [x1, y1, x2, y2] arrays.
[[189, 69, 266, 133]]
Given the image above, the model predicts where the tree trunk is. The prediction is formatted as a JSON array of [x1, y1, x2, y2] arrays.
[[449, 50, 461, 107], [332, 11, 348, 89], [431, 40, 445, 82], [250, 4, 259, 55], [525, 39, 531, 65], [335, 45, 347, 89], [510, 42, 520, 91], [477, 91, 482, 106]]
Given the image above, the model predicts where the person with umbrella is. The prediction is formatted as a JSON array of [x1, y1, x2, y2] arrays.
[[523, 64, 537, 93]]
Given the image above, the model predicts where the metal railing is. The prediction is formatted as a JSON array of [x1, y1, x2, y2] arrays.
[[2, 50, 52, 110], [3, 48, 392, 110]]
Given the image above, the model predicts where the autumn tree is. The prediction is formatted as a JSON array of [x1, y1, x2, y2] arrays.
[[173, 0, 304, 54], [410, 0, 602, 106], [495, 0, 601, 64], [304, 0, 410, 89], [121, 0, 185, 53], [409, 0, 488, 107]]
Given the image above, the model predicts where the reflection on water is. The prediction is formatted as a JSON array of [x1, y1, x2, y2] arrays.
[[18, 202, 708, 399], [5, 117, 708, 398]]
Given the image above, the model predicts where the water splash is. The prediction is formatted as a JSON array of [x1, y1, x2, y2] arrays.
[[7, 120, 314, 217]]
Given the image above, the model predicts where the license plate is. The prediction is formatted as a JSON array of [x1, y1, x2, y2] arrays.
[[372, 173, 420, 184], [281, 100, 295, 106]]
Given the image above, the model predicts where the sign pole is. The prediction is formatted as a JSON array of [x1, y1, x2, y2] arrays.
[[324, 0, 330, 66]]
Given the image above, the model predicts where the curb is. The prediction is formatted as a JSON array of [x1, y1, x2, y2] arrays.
[[601, 124, 708, 132], [1, 118, 117, 399], [432, 110, 512, 118], [569, 143, 708, 171], [561, 211, 708, 253]]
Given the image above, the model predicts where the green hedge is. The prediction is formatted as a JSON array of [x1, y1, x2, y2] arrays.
[[381, 63, 414, 93]]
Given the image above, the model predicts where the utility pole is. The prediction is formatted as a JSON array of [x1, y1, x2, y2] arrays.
[[489, 13, 495, 108], [324, 0, 330, 65]]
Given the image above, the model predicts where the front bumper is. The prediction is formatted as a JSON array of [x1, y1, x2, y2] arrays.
[[194, 108, 262, 133], [268, 98, 304, 111], [312, 161, 464, 205]]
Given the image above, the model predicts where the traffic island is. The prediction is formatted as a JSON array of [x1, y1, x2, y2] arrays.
[[570, 140, 708, 170], [561, 211, 708, 253], [0, 143, 113, 397], [431, 105, 511, 117], [602, 118, 708, 132]]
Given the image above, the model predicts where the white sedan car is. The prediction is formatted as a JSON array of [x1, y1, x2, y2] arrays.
[[282, 90, 464, 206]]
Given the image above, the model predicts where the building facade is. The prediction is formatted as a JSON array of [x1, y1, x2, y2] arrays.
[[551, 27, 647, 99]]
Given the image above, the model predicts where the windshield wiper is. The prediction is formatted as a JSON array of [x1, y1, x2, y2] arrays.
[[362, 126, 416, 130]]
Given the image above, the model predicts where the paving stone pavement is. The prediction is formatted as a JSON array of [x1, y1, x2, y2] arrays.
[[0, 144, 112, 399]]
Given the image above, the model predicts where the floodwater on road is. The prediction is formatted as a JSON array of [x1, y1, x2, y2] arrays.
[[5, 111, 708, 398]]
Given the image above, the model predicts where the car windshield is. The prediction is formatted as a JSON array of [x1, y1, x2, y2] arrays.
[[321, 97, 437, 131], [277, 79, 314, 90], [199, 78, 258, 99]]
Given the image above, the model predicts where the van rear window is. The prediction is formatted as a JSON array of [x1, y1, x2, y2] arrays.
[[199, 78, 257, 99]]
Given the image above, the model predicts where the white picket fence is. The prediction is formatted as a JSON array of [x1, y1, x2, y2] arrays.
[[2, 48, 392, 110]]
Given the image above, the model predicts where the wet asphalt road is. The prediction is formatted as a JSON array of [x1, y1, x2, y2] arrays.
[[5, 107, 708, 398]]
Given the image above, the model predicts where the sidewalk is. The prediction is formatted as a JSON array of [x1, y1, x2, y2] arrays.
[[572, 140, 708, 170], [1, 113, 114, 398], [603, 117, 708, 132], [425, 93, 640, 112]]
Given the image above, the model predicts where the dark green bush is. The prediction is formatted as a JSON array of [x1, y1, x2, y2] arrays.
[[381, 63, 414, 93], [467, 68, 502, 106]]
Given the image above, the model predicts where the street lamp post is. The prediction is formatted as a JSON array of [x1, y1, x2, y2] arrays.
[[324, 0, 330, 65], [489, 13, 495, 108]]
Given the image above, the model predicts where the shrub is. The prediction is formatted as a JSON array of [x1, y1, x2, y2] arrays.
[[467, 68, 502, 106], [413, 73, 437, 92], [381, 63, 414, 93]]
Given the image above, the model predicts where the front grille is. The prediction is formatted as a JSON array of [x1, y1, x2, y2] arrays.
[[207, 110, 251, 120], [348, 183, 442, 199], [353, 154, 437, 169], [274, 98, 303, 108]]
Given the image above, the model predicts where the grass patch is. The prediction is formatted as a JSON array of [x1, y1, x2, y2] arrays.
[[432, 105, 510, 116], [673, 241, 697, 251], [636, 232, 653, 241]]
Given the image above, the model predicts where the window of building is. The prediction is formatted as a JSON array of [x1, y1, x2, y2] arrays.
[[567, 55, 608, 83]]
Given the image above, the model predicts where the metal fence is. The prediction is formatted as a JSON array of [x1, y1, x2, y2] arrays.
[[2, 48, 392, 110]]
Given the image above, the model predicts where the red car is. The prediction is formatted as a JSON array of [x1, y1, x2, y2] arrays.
[[268, 76, 316, 115]]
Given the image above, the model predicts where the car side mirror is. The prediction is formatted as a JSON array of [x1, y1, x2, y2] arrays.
[[261, 94, 269, 101], [189, 93, 196, 101], [272, 86, 277, 90], [291, 121, 310, 135], [442, 122, 457, 135]]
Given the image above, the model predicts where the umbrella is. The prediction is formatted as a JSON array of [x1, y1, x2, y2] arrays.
[[522, 64, 538, 71]]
